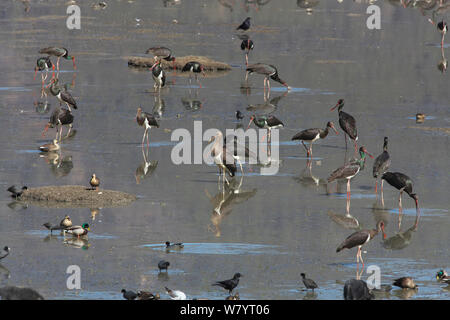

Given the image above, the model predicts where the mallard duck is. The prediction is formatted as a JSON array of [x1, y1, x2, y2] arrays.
[[90, 174, 100, 191], [165, 241, 184, 249], [436, 270, 450, 284], [39, 139, 60, 152], [64, 223, 90, 238]]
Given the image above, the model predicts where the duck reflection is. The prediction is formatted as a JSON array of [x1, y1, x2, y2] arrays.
[[297, 0, 319, 14], [39, 150, 74, 178], [7, 201, 28, 211], [206, 176, 257, 237], [181, 87, 203, 112], [90, 208, 101, 221], [135, 147, 158, 184], [383, 215, 419, 250], [0, 264, 11, 281], [43, 234, 90, 250]]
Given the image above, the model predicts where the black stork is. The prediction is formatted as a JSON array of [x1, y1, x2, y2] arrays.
[[327, 146, 374, 201], [145, 46, 176, 69], [212, 273, 242, 294], [34, 57, 55, 84], [7, 186, 28, 199], [291, 121, 339, 158], [38, 47, 76, 71], [235, 110, 244, 120], [247, 114, 284, 142], [372, 137, 391, 194], [381, 172, 420, 219], [209, 131, 238, 186], [181, 61, 205, 88], [240, 38, 254, 66], [437, 21, 448, 48], [336, 220, 386, 269], [136, 107, 160, 149], [330, 99, 358, 153], [301, 273, 318, 291], [42, 107, 74, 141], [150, 60, 166, 90], [49, 80, 77, 112], [236, 17, 251, 31], [245, 63, 291, 93]]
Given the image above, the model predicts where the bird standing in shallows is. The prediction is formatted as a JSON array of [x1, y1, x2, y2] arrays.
[[240, 38, 254, 66], [158, 260, 170, 272], [330, 99, 358, 154], [381, 172, 420, 223], [0, 246, 10, 260], [165, 287, 186, 300], [182, 61, 205, 88], [49, 80, 77, 112], [43, 215, 72, 234], [145, 46, 176, 69], [301, 273, 318, 291], [343, 279, 374, 300], [209, 131, 237, 187], [437, 21, 448, 48], [236, 17, 251, 31], [248, 114, 284, 142], [121, 289, 137, 300], [150, 60, 166, 90], [64, 223, 90, 238], [90, 174, 100, 191], [327, 146, 374, 201], [212, 273, 242, 294], [42, 107, 74, 141], [393, 277, 418, 289], [136, 107, 159, 150], [336, 220, 386, 269], [38, 47, 76, 72], [372, 137, 391, 195], [0, 286, 44, 300], [245, 63, 291, 93], [292, 121, 338, 158], [34, 57, 55, 84], [7, 186, 27, 199]]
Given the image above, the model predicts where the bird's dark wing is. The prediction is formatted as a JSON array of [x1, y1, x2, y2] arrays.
[[7, 186, 18, 196], [303, 278, 318, 289], [372, 151, 390, 178], [339, 111, 357, 139], [39, 47, 64, 56], [327, 163, 360, 182], [143, 112, 159, 128], [336, 230, 370, 251], [382, 172, 412, 193], [292, 128, 320, 141], [266, 116, 284, 127], [60, 92, 77, 108]]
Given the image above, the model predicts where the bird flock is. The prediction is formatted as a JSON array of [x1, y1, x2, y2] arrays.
[[2, 6, 449, 301]]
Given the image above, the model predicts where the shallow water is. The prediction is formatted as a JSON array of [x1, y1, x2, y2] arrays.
[[0, 0, 449, 300]]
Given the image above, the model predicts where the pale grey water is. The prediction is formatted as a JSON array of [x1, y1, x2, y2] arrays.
[[0, 0, 449, 300]]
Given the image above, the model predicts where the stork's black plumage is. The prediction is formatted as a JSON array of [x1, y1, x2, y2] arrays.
[[7, 186, 27, 199], [343, 279, 374, 300], [331, 99, 358, 152], [236, 17, 251, 31], [373, 137, 391, 193]]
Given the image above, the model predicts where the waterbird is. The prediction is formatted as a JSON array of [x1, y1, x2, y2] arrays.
[[336, 220, 386, 269], [437, 21, 448, 48], [90, 174, 100, 191], [158, 260, 170, 272], [42, 107, 74, 141], [181, 61, 205, 88], [0, 247, 10, 260], [39, 139, 60, 153], [436, 270, 450, 284], [121, 289, 137, 300], [225, 292, 240, 300], [416, 113, 425, 123], [343, 279, 374, 300], [327, 147, 374, 201], [137, 291, 160, 300], [381, 172, 420, 220], [223, 134, 257, 175], [245, 63, 291, 92], [150, 60, 166, 90], [34, 57, 55, 84], [393, 277, 418, 289], [165, 241, 184, 249], [292, 121, 338, 158], [49, 80, 77, 112], [43, 215, 72, 233], [209, 131, 238, 186], [240, 38, 254, 66], [236, 17, 251, 31], [247, 114, 284, 142], [0, 286, 44, 300], [136, 107, 159, 149], [212, 273, 242, 294], [165, 287, 186, 300], [373, 137, 391, 194], [7, 186, 27, 199], [235, 110, 244, 120], [330, 99, 358, 153], [145, 46, 176, 69], [64, 223, 90, 238], [38, 47, 76, 71], [372, 284, 392, 293], [300, 273, 318, 291]]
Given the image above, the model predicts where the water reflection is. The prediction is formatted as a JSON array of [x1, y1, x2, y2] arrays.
[[294, 159, 327, 190], [152, 93, 165, 119], [246, 91, 287, 115], [135, 147, 158, 184], [181, 87, 203, 112], [43, 234, 90, 250], [48, 154, 74, 178], [383, 215, 419, 250]]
